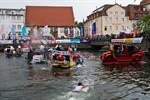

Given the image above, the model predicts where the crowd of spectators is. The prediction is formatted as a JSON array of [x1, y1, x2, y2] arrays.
[[77, 32, 145, 42]]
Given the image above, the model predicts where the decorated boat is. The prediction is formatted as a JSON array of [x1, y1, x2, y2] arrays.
[[100, 37, 144, 65], [50, 50, 75, 68]]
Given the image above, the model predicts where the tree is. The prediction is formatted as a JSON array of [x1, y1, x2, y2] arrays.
[[75, 21, 83, 29], [136, 15, 150, 34], [136, 15, 150, 49]]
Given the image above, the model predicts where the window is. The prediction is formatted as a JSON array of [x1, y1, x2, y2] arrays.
[[116, 26, 118, 30], [122, 18, 124, 23], [17, 16, 21, 20], [109, 26, 112, 30], [60, 28, 64, 33], [115, 11, 118, 14], [126, 18, 129, 23], [12, 16, 16, 20], [12, 25, 16, 29], [121, 12, 124, 14], [17, 25, 21, 30], [140, 13, 143, 19], [116, 18, 118, 23], [109, 11, 112, 14], [105, 17, 107, 22], [104, 26, 107, 31], [122, 26, 124, 30], [109, 17, 112, 23], [135, 13, 138, 19]]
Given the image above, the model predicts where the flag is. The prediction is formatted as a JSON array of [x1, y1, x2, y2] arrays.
[[33, 25, 37, 38], [11, 25, 16, 40], [64, 26, 68, 37], [90, 23, 93, 35], [43, 25, 48, 34], [80, 25, 84, 36], [22, 25, 26, 37], [92, 22, 96, 34]]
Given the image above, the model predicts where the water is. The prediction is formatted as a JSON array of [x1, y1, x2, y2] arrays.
[[0, 51, 150, 100]]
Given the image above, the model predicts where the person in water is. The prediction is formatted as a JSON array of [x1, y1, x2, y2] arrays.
[[73, 82, 88, 92], [4, 45, 12, 58], [67, 82, 90, 97], [16, 45, 23, 57]]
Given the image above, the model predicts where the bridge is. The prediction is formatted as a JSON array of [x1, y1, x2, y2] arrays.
[[90, 39, 150, 51], [0, 38, 150, 54]]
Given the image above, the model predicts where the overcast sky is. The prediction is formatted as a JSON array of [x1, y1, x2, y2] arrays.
[[0, 0, 141, 22]]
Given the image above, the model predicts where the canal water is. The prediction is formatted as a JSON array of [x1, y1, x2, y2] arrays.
[[0, 50, 150, 100]]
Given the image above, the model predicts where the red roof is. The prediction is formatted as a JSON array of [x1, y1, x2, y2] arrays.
[[25, 6, 75, 27]]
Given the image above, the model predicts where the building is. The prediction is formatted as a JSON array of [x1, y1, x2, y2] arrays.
[[84, 4, 132, 36], [25, 6, 75, 38], [140, 0, 150, 14], [126, 4, 148, 28], [84, 3, 148, 36], [0, 8, 25, 39]]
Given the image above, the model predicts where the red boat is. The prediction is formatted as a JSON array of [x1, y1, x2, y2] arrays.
[[100, 38, 144, 65]]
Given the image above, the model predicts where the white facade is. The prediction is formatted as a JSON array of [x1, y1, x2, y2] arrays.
[[26, 26, 76, 39], [0, 8, 25, 39]]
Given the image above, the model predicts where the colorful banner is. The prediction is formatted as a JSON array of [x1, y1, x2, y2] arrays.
[[70, 38, 80, 43], [111, 37, 143, 43], [40, 39, 81, 44], [22, 25, 26, 37]]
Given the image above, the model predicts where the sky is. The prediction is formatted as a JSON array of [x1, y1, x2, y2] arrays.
[[0, 0, 141, 22]]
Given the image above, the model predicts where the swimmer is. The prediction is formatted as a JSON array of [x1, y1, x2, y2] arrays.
[[67, 82, 90, 97]]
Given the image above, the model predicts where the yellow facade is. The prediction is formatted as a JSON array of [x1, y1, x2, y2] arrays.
[[84, 4, 132, 36]]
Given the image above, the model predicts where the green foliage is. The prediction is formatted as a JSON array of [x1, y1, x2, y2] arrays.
[[75, 21, 83, 29], [50, 28, 54, 36], [136, 15, 150, 34]]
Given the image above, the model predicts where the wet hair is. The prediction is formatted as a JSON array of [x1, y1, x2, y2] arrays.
[[78, 82, 82, 86]]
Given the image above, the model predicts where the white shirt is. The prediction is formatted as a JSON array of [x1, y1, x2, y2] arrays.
[[39, 45, 45, 51], [73, 86, 83, 92]]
